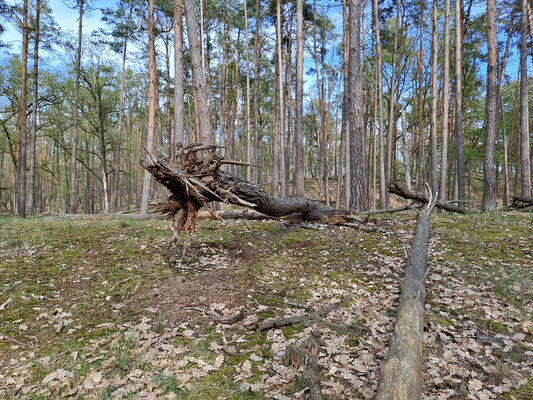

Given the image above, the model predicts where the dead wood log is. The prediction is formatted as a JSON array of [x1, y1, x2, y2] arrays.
[[376, 197, 437, 400], [257, 296, 350, 331], [509, 195, 533, 210], [388, 183, 466, 213], [185, 306, 245, 324]]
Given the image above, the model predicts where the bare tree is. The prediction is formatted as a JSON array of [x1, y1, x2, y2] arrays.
[[252, 0, 260, 183], [416, 0, 425, 191], [27, 0, 40, 215], [140, 0, 157, 215], [244, 0, 251, 181], [482, 0, 498, 211], [348, 0, 367, 211], [455, 0, 465, 208]]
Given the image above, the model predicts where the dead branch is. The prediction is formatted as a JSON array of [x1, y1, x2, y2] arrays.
[[186, 306, 245, 324], [0, 332, 28, 347], [257, 296, 350, 331], [388, 183, 466, 213]]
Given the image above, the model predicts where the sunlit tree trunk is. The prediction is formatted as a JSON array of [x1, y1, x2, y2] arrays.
[[28, 0, 40, 216], [17, 0, 29, 218], [174, 0, 185, 147], [439, 0, 450, 203], [294, 0, 304, 197], [455, 0, 465, 207], [69, 0, 84, 214], [348, 0, 367, 211], [373, 0, 385, 209], [141, 0, 157, 215], [416, 0, 425, 192], [244, 0, 252, 181], [520, 0, 532, 196], [429, 0, 438, 195], [183, 0, 212, 144], [482, 0, 498, 211], [253, 0, 261, 183]]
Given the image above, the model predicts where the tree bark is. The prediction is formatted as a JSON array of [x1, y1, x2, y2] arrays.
[[17, 0, 29, 218], [520, 0, 532, 197], [174, 0, 185, 147], [439, 0, 450, 203], [348, 0, 367, 211], [28, 0, 40, 216], [429, 0, 438, 195], [376, 200, 435, 400], [244, 0, 252, 181], [342, 0, 351, 208], [482, 0, 498, 211], [140, 0, 158, 215], [294, 0, 304, 197], [455, 0, 465, 208], [373, 0, 386, 209], [252, 0, 261, 183], [183, 0, 212, 144], [416, 0, 425, 191], [69, 0, 84, 215]]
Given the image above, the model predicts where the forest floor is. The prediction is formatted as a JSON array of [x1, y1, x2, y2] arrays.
[[0, 211, 531, 399]]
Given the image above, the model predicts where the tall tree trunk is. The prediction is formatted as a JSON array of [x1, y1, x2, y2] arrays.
[[164, 17, 173, 154], [243, 0, 252, 181], [253, 0, 261, 183], [17, 0, 29, 218], [373, 0, 386, 209], [429, 0, 438, 195], [113, 3, 133, 213], [401, 109, 412, 195], [482, 0, 498, 211], [294, 0, 304, 197], [141, 0, 158, 215], [520, 0, 532, 197], [417, 0, 425, 192], [343, 0, 351, 208], [385, 0, 400, 206], [69, 0, 84, 214], [454, 0, 465, 207], [498, 5, 516, 207], [28, 0, 40, 216], [183, 0, 212, 144], [439, 0, 450, 203], [274, 0, 285, 198], [174, 0, 185, 147], [348, 0, 367, 211]]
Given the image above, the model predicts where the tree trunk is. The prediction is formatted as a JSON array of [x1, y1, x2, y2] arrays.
[[294, 0, 304, 197], [429, 0, 438, 195], [373, 0, 386, 209], [455, 0, 465, 208], [401, 109, 411, 194], [17, 0, 29, 218], [174, 0, 185, 147], [386, 0, 400, 206], [140, 0, 157, 215], [482, 0, 498, 211], [243, 0, 252, 181], [342, 0, 351, 208], [113, 3, 133, 213], [183, 0, 212, 144], [439, 0, 450, 203], [348, 0, 367, 211], [69, 0, 84, 215], [388, 183, 466, 213], [376, 201, 435, 400], [520, 0, 532, 197], [253, 0, 261, 183], [28, 0, 40, 216], [416, 0, 425, 192]]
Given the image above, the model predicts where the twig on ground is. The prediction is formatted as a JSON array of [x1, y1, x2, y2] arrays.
[[186, 306, 245, 324]]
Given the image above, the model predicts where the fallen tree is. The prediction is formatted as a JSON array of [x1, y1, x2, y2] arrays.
[[388, 183, 467, 213], [141, 144, 351, 245], [376, 195, 437, 400], [508, 195, 533, 210]]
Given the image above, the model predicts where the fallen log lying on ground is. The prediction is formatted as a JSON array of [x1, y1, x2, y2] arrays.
[[376, 196, 437, 400], [508, 195, 533, 210], [388, 183, 466, 213]]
